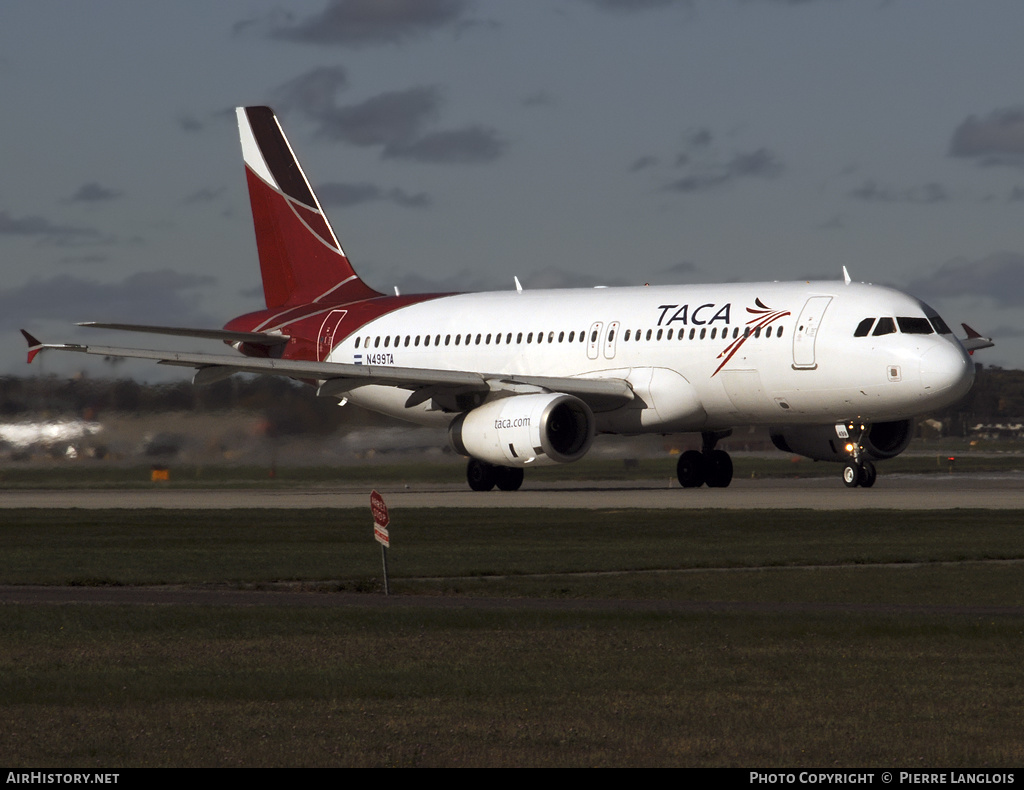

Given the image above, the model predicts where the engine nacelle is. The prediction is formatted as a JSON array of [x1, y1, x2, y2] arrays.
[[769, 419, 913, 463], [448, 393, 594, 467]]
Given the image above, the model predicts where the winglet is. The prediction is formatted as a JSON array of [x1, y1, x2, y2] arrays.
[[21, 329, 44, 364], [961, 323, 994, 355]]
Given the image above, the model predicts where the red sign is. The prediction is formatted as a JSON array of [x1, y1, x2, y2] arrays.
[[370, 490, 390, 547], [370, 490, 389, 528]]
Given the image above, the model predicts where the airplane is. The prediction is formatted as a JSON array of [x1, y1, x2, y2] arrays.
[[22, 106, 994, 490]]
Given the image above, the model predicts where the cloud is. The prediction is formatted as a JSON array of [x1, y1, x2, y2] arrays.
[[950, 107, 1024, 167], [178, 115, 204, 133], [846, 180, 948, 205], [665, 147, 783, 193], [383, 126, 505, 163], [583, 0, 692, 11], [0, 211, 100, 244], [66, 183, 123, 203], [629, 155, 659, 172], [905, 252, 1024, 307], [182, 187, 226, 205], [316, 181, 430, 208], [273, 66, 349, 119], [274, 72, 506, 165], [3, 270, 218, 331], [269, 0, 470, 46], [320, 86, 440, 145]]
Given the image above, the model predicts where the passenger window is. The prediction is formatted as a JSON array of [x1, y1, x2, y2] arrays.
[[854, 318, 874, 337], [872, 317, 896, 336]]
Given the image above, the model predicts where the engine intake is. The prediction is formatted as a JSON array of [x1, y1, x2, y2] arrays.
[[770, 419, 913, 462], [449, 393, 594, 467]]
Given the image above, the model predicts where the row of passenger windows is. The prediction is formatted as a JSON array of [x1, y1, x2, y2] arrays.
[[853, 315, 951, 338], [353, 324, 785, 349]]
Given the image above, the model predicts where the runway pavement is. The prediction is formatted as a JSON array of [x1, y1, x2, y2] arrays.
[[2, 472, 1022, 509]]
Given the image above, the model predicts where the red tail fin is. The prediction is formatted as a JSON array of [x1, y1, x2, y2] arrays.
[[236, 106, 382, 309]]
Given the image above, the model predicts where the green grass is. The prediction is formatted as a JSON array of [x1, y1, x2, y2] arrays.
[[3, 508, 1024, 601], [1, 606, 1022, 767], [3, 507, 1024, 766]]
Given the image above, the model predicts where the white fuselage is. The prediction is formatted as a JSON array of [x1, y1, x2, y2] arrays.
[[329, 280, 974, 434]]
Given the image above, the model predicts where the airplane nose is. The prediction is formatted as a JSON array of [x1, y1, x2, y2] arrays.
[[920, 342, 973, 401]]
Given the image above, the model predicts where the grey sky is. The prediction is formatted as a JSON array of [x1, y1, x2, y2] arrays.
[[2, 0, 1023, 379]]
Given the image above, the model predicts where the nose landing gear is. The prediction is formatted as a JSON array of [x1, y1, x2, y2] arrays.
[[839, 421, 877, 488]]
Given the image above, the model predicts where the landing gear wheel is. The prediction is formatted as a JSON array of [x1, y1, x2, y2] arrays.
[[859, 460, 877, 488], [705, 449, 734, 488], [467, 458, 497, 492], [842, 464, 860, 488], [677, 450, 707, 488], [495, 466, 525, 492]]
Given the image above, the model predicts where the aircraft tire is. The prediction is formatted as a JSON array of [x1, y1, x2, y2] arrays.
[[677, 450, 707, 488], [859, 460, 877, 488], [842, 464, 860, 488], [467, 458, 497, 492], [705, 450, 733, 488], [495, 466, 525, 492]]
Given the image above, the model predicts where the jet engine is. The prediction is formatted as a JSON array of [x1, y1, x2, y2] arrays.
[[769, 419, 913, 462], [448, 393, 594, 467]]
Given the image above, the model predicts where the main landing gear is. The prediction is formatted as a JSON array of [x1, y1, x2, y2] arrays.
[[466, 458, 525, 492], [676, 430, 734, 489]]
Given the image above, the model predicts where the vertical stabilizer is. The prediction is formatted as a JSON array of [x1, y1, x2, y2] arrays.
[[237, 106, 382, 308]]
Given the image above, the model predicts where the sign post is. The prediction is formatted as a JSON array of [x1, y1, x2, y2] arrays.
[[370, 490, 390, 596]]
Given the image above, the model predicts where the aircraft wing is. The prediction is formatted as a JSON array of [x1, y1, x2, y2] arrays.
[[20, 332, 634, 412]]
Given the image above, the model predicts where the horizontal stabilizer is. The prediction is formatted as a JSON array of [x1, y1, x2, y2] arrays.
[[78, 322, 290, 346], [961, 323, 994, 354]]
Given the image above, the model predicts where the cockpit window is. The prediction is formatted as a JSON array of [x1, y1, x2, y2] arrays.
[[920, 301, 953, 334], [897, 317, 934, 335], [854, 318, 874, 337], [872, 317, 896, 336]]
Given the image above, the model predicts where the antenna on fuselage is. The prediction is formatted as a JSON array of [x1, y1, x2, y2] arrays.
[[514, 276, 523, 294], [842, 266, 852, 285]]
